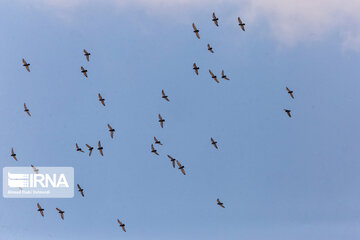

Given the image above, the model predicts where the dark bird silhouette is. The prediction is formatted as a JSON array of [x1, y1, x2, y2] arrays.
[[85, 144, 93, 156], [24, 103, 31, 117], [211, 138, 218, 149], [98, 93, 105, 106], [162, 90, 170, 102], [56, 208, 65, 220], [108, 124, 115, 139], [83, 49, 90, 62], [76, 143, 84, 153], [77, 184, 84, 197], [176, 160, 186, 175], [221, 70, 230, 80], [217, 198, 225, 208], [81, 66, 88, 78], [31, 165, 39, 174], [207, 44, 214, 53], [286, 87, 294, 99], [193, 63, 199, 75], [11, 148, 17, 161], [98, 141, 104, 156], [151, 144, 159, 156], [154, 137, 163, 145], [284, 109, 292, 118], [22, 59, 30, 72], [192, 23, 200, 39], [209, 70, 219, 83], [37, 203, 44, 217], [212, 12, 219, 26], [167, 155, 176, 168], [117, 219, 126, 232], [238, 17, 246, 31], [158, 114, 165, 128]]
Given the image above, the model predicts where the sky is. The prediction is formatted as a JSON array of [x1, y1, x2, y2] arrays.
[[0, 0, 360, 239]]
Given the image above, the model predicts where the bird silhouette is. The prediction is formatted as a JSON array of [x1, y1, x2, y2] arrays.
[[98, 93, 105, 106], [85, 144, 93, 156], [192, 23, 200, 39], [193, 63, 199, 75], [77, 184, 84, 197], [117, 219, 126, 232], [217, 198, 225, 208], [207, 44, 214, 53], [24, 103, 31, 117], [108, 124, 115, 139], [11, 148, 17, 161], [56, 208, 65, 220], [154, 137, 163, 145], [37, 203, 44, 217], [212, 12, 219, 26], [167, 155, 176, 168], [221, 70, 230, 80], [286, 87, 294, 99], [211, 138, 218, 149], [81, 66, 88, 77], [22, 59, 30, 72], [238, 17, 246, 31], [76, 143, 84, 153], [284, 109, 292, 118], [162, 90, 170, 102], [209, 70, 219, 83], [158, 114, 165, 128], [176, 160, 186, 175], [83, 49, 90, 62], [151, 144, 159, 156], [98, 141, 104, 156]]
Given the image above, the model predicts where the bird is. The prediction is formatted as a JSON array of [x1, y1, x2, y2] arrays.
[[22, 58, 30, 72], [212, 12, 219, 26], [192, 23, 200, 39], [211, 138, 218, 149], [37, 203, 44, 217], [56, 208, 65, 220], [286, 87, 294, 99], [176, 160, 186, 175], [81, 66, 88, 77], [85, 144, 93, 156], [158, 114, 165, 128], [11, 148, 17, 161], [193, 63, 199, 75], [238, 17, 246, 31], [117, 219, 126, 232], [162, 90, 170, 102], [167, 155, 176, 168], [284, 109, 292, 118], [31, 165, 39, 174], [77, 184, 84, 197], [221, 70, 230, 80], [98, 141, 104, 156], [98, 93, 105, 106], [209, 70, 219, 83], [154, 137, 163, 145], [83, 49, 90, 62], [207, 44, 214, 53], [217, 198, 225, 208], [76, 143, 84, 153], [151, 144, 159, 156], [24, 103, 31, 117], [107, 124, 115, 138]]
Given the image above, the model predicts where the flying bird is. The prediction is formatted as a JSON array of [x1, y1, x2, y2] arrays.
[[209, 70, 219, 83], [286, 87, 294, 99], [31, 165, 39, 174], [11, 148, 17, 161], [107, 124, 115, 138], [284, 109, 291, 118], [83, 49, 91, 62], [24, 103, 31, 117], [221, 70, 230, 80], [98, 141, 104, 156], [76, 143, 84, 153], [154, 137, 163, 145], [238, 17, 246, 31], [151, 144, 159, 156], [37, 203, 44, 217], [22, 58, 30, 72], [207, 44, 214, 53], [217, 198, 225, 208], [56, 208, 65, 220], [167, 155, 176, 168], [211, 138, 218, 149], [192, 23, 200, 39], [158, 114, 165, 128], [98, 93, 105, 106], [162, 90, 170, 102], [117, 219, 126, 232], [193, 63, 199, 75], [85, 144, 93, 156], [77, 184, 84, 197], [176, 160, 186, 175], [81, 66, 88, 78], [212, 12, 219, 26]]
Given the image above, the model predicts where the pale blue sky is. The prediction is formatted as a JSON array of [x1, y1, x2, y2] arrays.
[[1, 1, 360, 239]]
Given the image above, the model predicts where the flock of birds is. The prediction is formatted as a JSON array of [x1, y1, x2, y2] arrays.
[[10, 12, 295, 233]]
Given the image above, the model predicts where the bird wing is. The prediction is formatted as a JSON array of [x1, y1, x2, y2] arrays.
[[195, 32, 200, 39], [158, 114, 162, 120], [211, 138, 214, 143], [107, 124, 112, 130], [40, 210, 44, 216], [151, 144, 155, 151], [162, 90, 165, 97], [214, 77, 219, 83], [60, 213, 64, 219], [289, 92, 294, 99], [181, 168, 186, 175], [81, 191, 84, 197], [167, 155, 174, 160], [25, 65, 30, 72], [98, 141, 101, 148], [100, 99, 105, 106], [192, 23, 197, 31], [26, 111, 31, 116], [118, 219, 123, 225], [176, 160, 182, 168], [110, 131, 114, 138], [83, 49, 88, 54], [11, 148, 14, 155], [76, 143, 79, 150], [287, 112, 292, 118], [154, 137, 158, 142], [24, 103, 27, 110], [217, 198, 221, 204], [214, 143, 218, 149], [99, 148, 103, 156], [160, 121, 164, 128], [238, 17, 242, 25], [98, 93, 102, 99], [209, 70, 214, 77], [37, 203, 41, 209], [85, 144, 92, 149], [56, 208, 61, 212], [83, 71, 88, 78], [22, 58, 26, 65], [77, 184, 81, 190], [122, 226, 126, 232]]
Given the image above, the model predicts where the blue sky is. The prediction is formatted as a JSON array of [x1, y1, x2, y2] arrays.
[[1, 0, 360, 239]]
